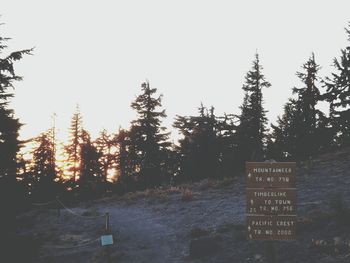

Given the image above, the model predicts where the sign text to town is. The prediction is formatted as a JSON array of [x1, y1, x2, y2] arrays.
[[246, 162, 297, 241]]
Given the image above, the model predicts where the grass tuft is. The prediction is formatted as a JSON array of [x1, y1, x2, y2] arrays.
[[181, 188, 193, 201]]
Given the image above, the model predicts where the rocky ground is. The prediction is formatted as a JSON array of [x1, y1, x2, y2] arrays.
[[15, 148, 350, 262]]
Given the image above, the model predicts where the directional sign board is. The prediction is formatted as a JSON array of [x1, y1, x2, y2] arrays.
[[246, 162, 296, 188], [246, 189, 296, 215], [247, 215, 297, 241], [246, 162, 297, 241]]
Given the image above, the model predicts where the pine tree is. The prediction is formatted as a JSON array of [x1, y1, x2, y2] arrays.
[[114, 128, 135, 192], [173, 104, 224, 182], [236, 53, 271, 164], [216, 113, 238, 176], [0, 29, 32, 180], [114, 129, 128, 181], [0, 22, 32, 253], [130, 81, 170, 188], [65, 106, 83, 183], [31, 131, 57, 200], [323, 23, 350, 147], [96, 129, 115, 182], [292, 53, 323, 159], [267, 99, 301, 160], [79, 129, 103, 197], [268, 54, 332, 160]]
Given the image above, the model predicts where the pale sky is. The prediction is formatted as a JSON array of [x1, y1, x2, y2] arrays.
[[2, 0, 350, 142]]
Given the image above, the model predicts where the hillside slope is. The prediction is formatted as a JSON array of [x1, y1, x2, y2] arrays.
[[18, 148, 350, 263]]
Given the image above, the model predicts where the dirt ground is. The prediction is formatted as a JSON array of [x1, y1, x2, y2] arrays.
[[16, 148, 350, 263]]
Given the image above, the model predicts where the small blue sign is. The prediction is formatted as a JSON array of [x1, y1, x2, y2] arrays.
[[101, 235, 114, 246]]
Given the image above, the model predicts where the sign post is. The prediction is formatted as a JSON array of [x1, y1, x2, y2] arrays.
[[246, 162, 297, 261], [101, 212, 113, 263]]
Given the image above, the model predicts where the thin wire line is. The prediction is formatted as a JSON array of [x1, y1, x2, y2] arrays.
[[31, 200, 57, 206], [56, 198, 105, 219], [41, 237, 101, 249]]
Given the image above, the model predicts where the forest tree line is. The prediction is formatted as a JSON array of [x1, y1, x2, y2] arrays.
[[1, 23, 350, 204]]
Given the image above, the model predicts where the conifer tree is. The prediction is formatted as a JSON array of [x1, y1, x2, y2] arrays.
[[31, 131, 57, 200], [130, 81, 170, 188], [236, 53, 271, 164], [79, 129, 103, 197], [292, 53, 323, 159], [0, 28, 32, 180], [267, 99, 301, 160], [216, 113, 238, 176], [115, 129, 128, 182], [96, 129, 115, 182], [65, 106, 83, 183], [113, 127, 144, 193], [173, 104, 223, 182], [0, 22, 32, 252], [323, 23, 350, 147], [268, 54, 332, 160]]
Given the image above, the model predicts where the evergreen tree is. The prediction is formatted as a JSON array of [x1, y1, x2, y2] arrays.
[[31, 131, 57, 200], [114, 128, 129, 189], [96, 129, 115, 182], [0, 30, 32, 180], [236, 53, 271, 164], [65, 106, 83, 183], [292, 53, 323, 159], [112, 127, 144, 192], [130, 81, 170, 188], [160, 145, 179, 185], [0, 22, 32, 256], [216, 113, 238, 176], [268, 54, 332, 160], [173, 104, 225, 182], [267, 99, 301, 160], [79, 129, 103, 197], [323, 23, 350, 147]]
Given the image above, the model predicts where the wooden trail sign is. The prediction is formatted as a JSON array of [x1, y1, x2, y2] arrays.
[[246, 189, 296, 215], [246, 162, 296, 188], [246, 162, 297, 241], [247, 215, 297, 241]]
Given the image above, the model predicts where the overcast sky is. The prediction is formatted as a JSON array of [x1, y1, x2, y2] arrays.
[[2, 0, 350, 142]]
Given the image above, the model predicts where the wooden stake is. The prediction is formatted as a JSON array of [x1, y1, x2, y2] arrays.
[[105, 213, 110, 233], [105, 213, 111, 263]]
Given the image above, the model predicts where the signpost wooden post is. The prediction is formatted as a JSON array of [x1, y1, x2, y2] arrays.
[[101, 212, 112, 263], [246, 162, 297, 261]]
